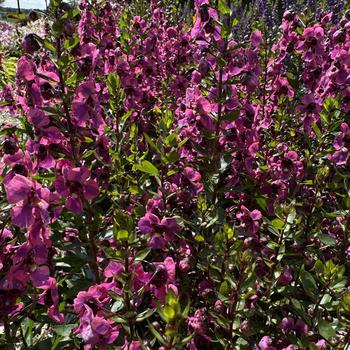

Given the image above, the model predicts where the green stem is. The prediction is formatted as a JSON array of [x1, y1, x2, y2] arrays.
[[85, 201, 101, 283], [4, 317, 14, 348]]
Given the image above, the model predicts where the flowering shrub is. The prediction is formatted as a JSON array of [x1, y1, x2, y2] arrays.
[[0, 0, 350, 349]]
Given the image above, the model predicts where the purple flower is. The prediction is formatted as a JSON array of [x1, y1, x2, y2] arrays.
[[329, 123, 350, 165], [22, 34, 40, 54], [54, 165, 99, 214], [236, 206, 262, 234], [138, 213, 181, 248], [74, 305, 119, 348], [277, 268, 293, 285], [6, 175, 50, 228], [258, 336, 277, 350]]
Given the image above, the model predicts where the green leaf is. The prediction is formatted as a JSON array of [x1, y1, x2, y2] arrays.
[[256, 197, 267, 212], [43, 40, 56, 52], [318, 319, 336, 340], [219, 280, 230, 297], [63, 36, 80, 50], [180, 333, 195, 346], [182, 297, 191, 318], [218, 0, 231, 15], [135, 160, 159, 176], [136, 308, 156, 322], [164, 151, 179, 164], [222, 109, 240, 121], [116, 230, 129, 241], [147, 321, 166, 345], [300, 268, 317, 294], [53, 324, 76, 338], [135, 248, 151, 262], [341, 293, 350, 314], [164, 132, 178, 147], [144, 133, 162, 155], [52, 20, 64, 34], [318, 234, 336, 245], [271, 218, 285, 230], [312, 123, 322, 140], [162, 305, 175, 322], [107, 73, 120, 95], [323, 97, 339, 113], [111, 300, 124, 312]]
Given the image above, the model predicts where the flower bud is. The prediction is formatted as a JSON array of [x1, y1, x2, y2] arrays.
[[63, 20, 75, 36], [22, 34, 40, 54]]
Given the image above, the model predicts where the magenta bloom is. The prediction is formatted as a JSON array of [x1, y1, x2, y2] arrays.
[[74, 305, 120, 349], [55, 165, 99, 213], [138, 214, 180, 235], [74, 282, 117, 317], [138, 213, 181, 248], [17, 57, 36, 82], [236, 206, 262, 234], [279, 317, 295, 334], [150, 257, 177, 300], [258, 336, 277, 350], [277, 268, 293, 285], [6, 175, 50, 228], [184, 167, 204, 193], [251, 30, 263, 48], [330, 123, 350, 165], [36, 277, 64, 323], [298, 94, 321, 115], [22, 34, 40, 54], [121, 340, 141, 350], [296, 24, 325, 62]]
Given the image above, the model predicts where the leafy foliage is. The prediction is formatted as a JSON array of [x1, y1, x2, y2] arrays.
[[0, 0, 349, 349]]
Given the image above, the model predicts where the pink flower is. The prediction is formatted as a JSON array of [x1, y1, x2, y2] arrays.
[[184, 167, 204, 193], [188, 308, 208, 335], [277, 268, 293, 285], [279, 317, 295, 333], [298, 94, 321, 115], [258, 336, 277, 350], [329, 123, 350, 165], [74, 305, 119, 349], [22, 34, 40, 54], [138, 213, 180, 248], [6, 175, 50, 228], [251, 30, 263, 48], [17, 57, 36, 81], [315, 339, 327, 349], [104, 261, 124, 278], [54, 165, 99, 213], [236, 206, 262, 234], [36, 277, 64, 323], [150, 257, 177, 301], [121, 340, 141, 350]]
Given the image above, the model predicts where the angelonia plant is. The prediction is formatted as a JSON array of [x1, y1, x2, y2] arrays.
[[0, 0, 350, 349]]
